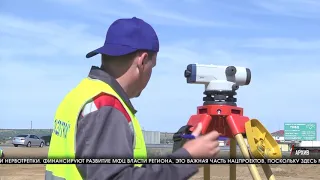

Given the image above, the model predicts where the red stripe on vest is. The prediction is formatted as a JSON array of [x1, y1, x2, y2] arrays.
[[93, 93, 131, 123]]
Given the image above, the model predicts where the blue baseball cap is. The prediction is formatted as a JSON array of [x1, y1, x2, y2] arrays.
[[86, 17, 159, 58]]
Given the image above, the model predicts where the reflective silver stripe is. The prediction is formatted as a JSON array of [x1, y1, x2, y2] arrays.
[[45, 171, 66, 180]]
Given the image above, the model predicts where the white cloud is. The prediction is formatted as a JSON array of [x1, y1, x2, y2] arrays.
[[252, 0, 320, 18], [0, 13, 103, 128], [0, 14, 103, 59], [0, 59, 88, 129], [124, 0, 231, 27], [240, 38, 320, 50], [43, 0, 246, 28]]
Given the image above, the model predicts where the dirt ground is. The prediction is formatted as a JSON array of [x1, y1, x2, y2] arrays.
[[0, 147, 319, 180]]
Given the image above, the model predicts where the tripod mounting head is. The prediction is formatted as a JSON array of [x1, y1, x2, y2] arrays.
[[184, 63, 251, 106]]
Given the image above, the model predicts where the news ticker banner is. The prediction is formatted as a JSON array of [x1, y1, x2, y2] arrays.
[[1, 158, 320, 164]]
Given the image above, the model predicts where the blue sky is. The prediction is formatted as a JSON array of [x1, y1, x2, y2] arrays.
[[1, 0, 320, 138]]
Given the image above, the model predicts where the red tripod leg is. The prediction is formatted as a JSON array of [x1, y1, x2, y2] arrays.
[[187, 114, 213, 180], [187, 114, 213, 135], [226, 115, 262, 180]]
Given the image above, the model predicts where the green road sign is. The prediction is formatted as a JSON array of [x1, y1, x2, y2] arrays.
[[284, 123, 317, 141]]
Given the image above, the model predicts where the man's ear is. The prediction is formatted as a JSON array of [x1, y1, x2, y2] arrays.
[[137, 52, 149, 69]]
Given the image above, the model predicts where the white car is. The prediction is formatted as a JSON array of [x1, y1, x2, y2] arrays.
[[12, 134, 45, 147]]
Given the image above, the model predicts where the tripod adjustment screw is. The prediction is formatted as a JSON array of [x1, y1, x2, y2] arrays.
[[232, 84, 239, 90], [226, 66, 237, 76]]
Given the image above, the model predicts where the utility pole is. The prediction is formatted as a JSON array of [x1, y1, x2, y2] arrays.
[[31, 120, 33, 134]]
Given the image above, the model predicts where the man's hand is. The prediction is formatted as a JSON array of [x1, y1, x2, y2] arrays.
[[182, 123, 220, 158]]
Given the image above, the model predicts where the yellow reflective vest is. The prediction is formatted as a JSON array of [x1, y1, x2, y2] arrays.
[[0, 149, 3, 158], [45, 77, 147, 180]]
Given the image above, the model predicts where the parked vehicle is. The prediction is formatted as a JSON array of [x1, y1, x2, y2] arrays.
[[12, 134, 45, 147], [41, 135, 51, 146]]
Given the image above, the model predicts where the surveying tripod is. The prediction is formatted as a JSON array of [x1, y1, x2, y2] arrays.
[[172, 66, 282, 180]]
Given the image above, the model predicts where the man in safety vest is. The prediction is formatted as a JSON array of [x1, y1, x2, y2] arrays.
[[0, 148, 4, 159], [46, 17, 220, 180]]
